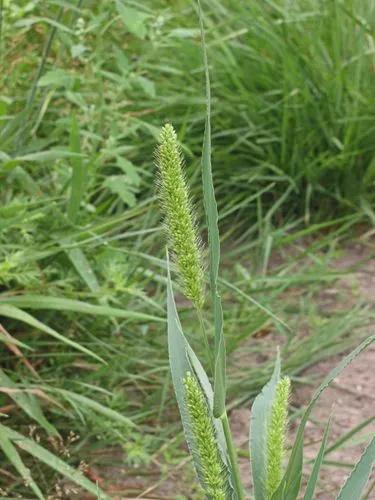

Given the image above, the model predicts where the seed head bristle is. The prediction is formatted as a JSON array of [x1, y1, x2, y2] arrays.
[[183, 372, 226, 499], [156, 123, 205, 309], [266, 376, 291, 499]]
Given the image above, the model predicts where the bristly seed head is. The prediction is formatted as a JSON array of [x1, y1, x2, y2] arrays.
[[156, 123, 205, 309], [266, 377, 291, 499], [183, 372, 226, 499]]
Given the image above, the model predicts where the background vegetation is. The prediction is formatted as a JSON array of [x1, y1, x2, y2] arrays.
[[0, 0, 374, 496]]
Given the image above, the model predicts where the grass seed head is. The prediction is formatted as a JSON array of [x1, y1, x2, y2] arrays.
[[266, 376, 291, 499], [156, 123, 205, 309], [183, 372, 226, 499]]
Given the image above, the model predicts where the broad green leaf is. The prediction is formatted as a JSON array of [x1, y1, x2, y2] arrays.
[[0, 369, 58, 436], [336, 437, 375, 500], [67, 115, 86, 223], [250, 354, 281, 500], [0, 424, 110, 498], [273, 334, 375, 500], [0, 295, 164, 323], [0, 429, 44, 499], [303, 418, 331, 500], [197, 0, 226, 419], [166, 257, 234, 497], [115, 1, 148, 39], [0, 304, 104, 362]]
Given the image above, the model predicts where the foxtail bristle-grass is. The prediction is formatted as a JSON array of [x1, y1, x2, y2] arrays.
[[266, 377, 291, 498], [156, 123, 205, 309], [183, 372, 226, 500]]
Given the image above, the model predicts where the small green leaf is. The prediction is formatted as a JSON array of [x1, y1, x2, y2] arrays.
[[115, 1, 148, 39], [250, 353, 281, 500], [67, 248, 100, 293], [336, 437, 375, 500]]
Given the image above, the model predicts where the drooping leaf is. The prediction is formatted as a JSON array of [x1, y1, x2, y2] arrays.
[[0, 304, 104, 362], [0, 295, 164, 323], [336, 436, 375, 500], [250, 353, 281, 500]]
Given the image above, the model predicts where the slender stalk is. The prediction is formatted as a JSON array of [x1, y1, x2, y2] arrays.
[[220, 412, 245, 500], [197, 308, 214, 374]]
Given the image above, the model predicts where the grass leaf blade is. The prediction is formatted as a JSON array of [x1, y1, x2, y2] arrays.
[[336, 437, 375, 500]]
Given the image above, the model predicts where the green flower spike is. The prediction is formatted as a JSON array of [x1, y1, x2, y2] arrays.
[[156, 123, 205, 309], [184, 372, 226, 500], [266, 376, 291, 499]]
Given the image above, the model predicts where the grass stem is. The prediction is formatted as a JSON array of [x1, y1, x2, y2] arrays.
[[221, 412, 245, 500]]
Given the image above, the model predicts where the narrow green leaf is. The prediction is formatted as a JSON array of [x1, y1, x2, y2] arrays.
[[67, 114, 85, 223], [336, 437, 375, 500], [250, 353, 281, 500], [273, 335, 375, 500], [0, 429, 44, 499], [0, 424, 110, 498], [197, 0, 226, 419], [67, 248, 100, 293], [0, 295, 164, 323], [0, 368, 58, 436], [0, 304, 104, 363], [303, 418, 331, 500]]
